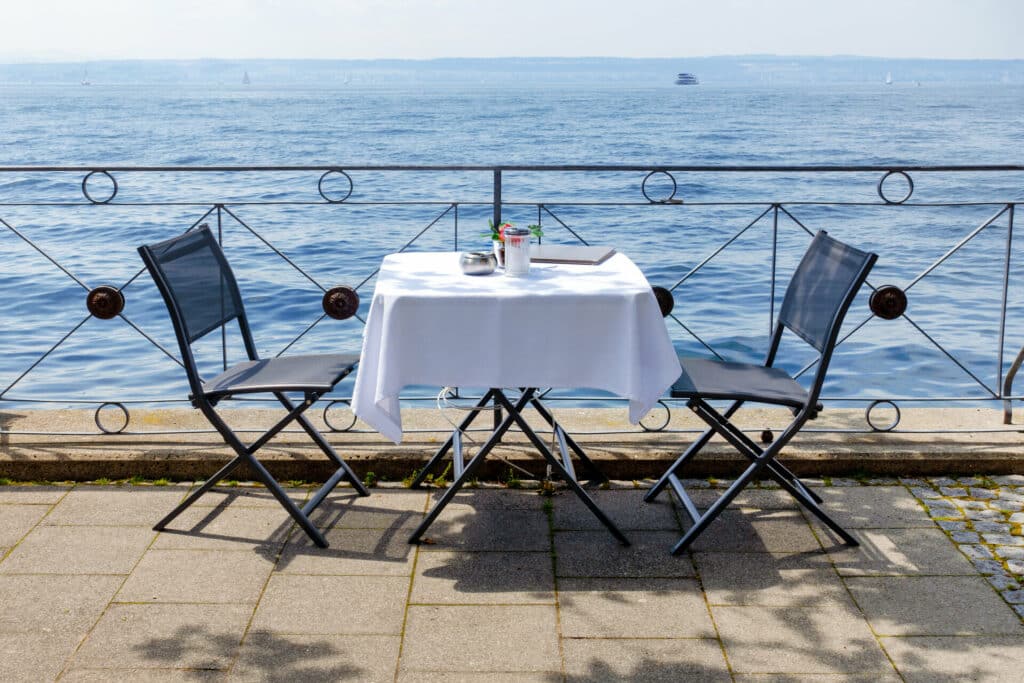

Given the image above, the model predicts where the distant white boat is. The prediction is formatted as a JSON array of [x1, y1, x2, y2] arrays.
[[81, 68, 91, 86], [242, 71, 251, 86], [674, 72, 699, 85], [885, 71, 893, 85]]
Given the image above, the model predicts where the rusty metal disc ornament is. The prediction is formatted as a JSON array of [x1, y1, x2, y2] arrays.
[[322, 286, 360, 320], [86, 286, 125, 319], [81, 170, 118, 204], [652, 286, 675, 317], [869, 285, 907, 320]]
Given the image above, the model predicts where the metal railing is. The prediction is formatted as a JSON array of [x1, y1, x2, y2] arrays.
[[0, 164, 1022, 437]]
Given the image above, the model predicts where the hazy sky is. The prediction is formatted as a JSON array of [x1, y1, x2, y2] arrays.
[[3, 0, 1022, 62]]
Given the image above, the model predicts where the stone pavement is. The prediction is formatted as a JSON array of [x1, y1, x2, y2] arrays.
[[1, 478, 1023, 681]]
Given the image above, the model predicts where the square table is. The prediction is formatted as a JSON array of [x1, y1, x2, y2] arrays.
[[352, 251, 681, 544]]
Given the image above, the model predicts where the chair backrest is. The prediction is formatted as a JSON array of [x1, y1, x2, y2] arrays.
[[138, 226, 258, 396], [774, 230, 877, 402]]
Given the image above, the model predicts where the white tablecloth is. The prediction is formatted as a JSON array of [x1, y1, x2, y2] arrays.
[[352, 251, 681, 443]]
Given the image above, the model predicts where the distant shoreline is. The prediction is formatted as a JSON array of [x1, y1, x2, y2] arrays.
[[1, 55, 1022, 86]]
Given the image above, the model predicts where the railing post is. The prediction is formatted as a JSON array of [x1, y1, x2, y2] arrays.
[[492, 168, 503, 228], [492, 168, 503, 436]]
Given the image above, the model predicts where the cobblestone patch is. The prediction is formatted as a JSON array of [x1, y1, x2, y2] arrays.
[[906, 477, 1024, 622]]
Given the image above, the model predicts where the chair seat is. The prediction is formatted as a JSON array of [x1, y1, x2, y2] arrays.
[[671, 357, 809, 409], [201, 353, 360, 398]]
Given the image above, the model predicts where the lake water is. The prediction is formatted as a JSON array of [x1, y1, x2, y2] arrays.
[[1, 82, 1023, 409]]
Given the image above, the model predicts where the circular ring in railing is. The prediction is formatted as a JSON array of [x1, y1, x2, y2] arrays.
[[95, 402, 130, 434], [641, 170, 678, 204], [865, 399, 901, 432], [318, 169, 353, 203], [639, 400, 671, 432], [86, 285, 125, 319], [324, 400, 357, 432], [869, 284, 908, 320], [652, 286, 675, 317], [82, 170, 118, 204], [322, 286, 360, 320], [876, 170, 914, 205]]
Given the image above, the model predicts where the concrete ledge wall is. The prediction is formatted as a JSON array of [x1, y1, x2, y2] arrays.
[[1, 406, 1022, 481]]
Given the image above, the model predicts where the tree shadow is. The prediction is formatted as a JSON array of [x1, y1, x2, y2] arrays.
[[131, 625, 367, 681]]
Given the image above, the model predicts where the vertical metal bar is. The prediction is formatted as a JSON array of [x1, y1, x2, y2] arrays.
[[537, 203, 543, 244], [492, 168, 502, 227], [453, 203, 459, 251], [769, 203, 779, 340], [217, 205, 227, 371], [998, 203, 1014, 397], [491, 167, 503, 435]]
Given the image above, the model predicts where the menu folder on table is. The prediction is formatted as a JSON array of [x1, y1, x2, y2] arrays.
[[531, 244, 617, 265]]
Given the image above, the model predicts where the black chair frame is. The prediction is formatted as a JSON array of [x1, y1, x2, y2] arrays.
[[138, 226, 368, 548], [645, 230, 878, 554]]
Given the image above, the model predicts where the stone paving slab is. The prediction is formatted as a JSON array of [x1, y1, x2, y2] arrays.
[[880, 635, 1024, 683], [561, 637, 731, 681], [0, 524, 155, 575], [231, 632, 401, 682], [694, 550, 849, 607], [825, 527, 977, 576], [846, 575, 1024, 636], [69, 603, 253, 670], [0, 504, 49, 546], [412, 550, 555, 604], [400, 605, 561, 674], [0, 482, 1022, 681], [252, 574, 409, 636], [557, 577, 714, 638], [712, 603, 895, 675]]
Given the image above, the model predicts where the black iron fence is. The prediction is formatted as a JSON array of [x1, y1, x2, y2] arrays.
[[1, 164, 1022, 437]]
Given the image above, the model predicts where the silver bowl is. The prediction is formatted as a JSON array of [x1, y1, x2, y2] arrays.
[[460, 251, 497, 276]]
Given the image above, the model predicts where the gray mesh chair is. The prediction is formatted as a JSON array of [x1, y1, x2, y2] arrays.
[[138, 225, 368, 548], [646, 230, 877, 554]]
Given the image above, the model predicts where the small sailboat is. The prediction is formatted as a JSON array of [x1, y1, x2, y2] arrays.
[[885, 71, 893, 85], [81, 68, 91, 86], [242, 71, 251, 85]]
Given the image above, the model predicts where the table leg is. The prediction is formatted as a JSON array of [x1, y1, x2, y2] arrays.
[[410, 389, 497, 488], [494, 391, 630, 546], [408, 390, 533, 544], [528, 395, 609, 484]]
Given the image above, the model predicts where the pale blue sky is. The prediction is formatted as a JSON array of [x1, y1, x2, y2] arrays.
[[3, 0, 1022, 62]]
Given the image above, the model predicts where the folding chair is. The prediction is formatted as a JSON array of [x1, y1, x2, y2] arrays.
[[645, 230, 877, 554], [138, 225, 369, 548]]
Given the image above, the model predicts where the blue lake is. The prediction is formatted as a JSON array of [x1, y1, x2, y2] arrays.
[[1, 82, 1022, 408]]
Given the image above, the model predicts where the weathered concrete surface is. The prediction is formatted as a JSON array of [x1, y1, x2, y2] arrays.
[[1, 483, 1022, 681], [1, 405, 1022, 481]]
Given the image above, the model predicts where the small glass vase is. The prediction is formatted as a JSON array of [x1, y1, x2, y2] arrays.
[[503, 227, 531, 277], [493, 240, 505, 268]]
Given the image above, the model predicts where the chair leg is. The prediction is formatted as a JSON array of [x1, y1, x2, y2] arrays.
[[646, 400, 744, 502], [277, 393, 369, 497], [153, 454, 246, 531], [243, 451, 329, 548], [644, 425, 715, 502], [671, 460, 763, 555]]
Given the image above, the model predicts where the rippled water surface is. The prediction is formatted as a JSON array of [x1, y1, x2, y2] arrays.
[[1, 82, 1022, 406]]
